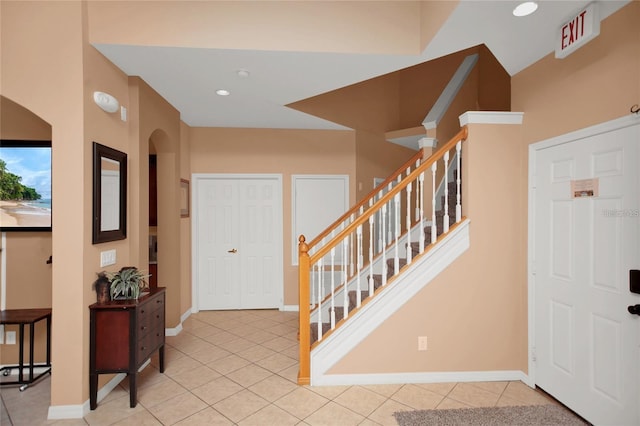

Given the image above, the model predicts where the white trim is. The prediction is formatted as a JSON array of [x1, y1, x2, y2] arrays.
[[527, 114, 640, 391], [386, 134, 423, 151], [314, 369, 528, 387], [1, 232, 6, 311], [418, 137, 437, 149], [282, 305, 299, 312], [459, 111, 524, 126], [191, 173, 284, 312], [47, 373, 126, 419], [423, 54, 479, 129], [311, 220, 470, 385], [166, 308, 190, 336]]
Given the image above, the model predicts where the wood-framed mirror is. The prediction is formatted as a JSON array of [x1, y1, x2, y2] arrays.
[[92, 142, 127, 244]]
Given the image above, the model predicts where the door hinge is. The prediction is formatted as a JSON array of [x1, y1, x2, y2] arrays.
[[531, 346, 537, 362]]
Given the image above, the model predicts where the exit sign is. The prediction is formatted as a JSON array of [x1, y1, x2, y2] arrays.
[[555, 2, 601, 59]]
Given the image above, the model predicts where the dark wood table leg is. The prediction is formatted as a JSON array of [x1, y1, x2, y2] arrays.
[[29, 322, 35, 382], [18, 323, 24, 383], [129, 373, 137, 408], [90, 373, 98, 410], [159, 345, 165, 373]]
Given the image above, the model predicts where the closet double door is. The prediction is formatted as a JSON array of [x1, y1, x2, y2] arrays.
[[195, 175, 283, 310]]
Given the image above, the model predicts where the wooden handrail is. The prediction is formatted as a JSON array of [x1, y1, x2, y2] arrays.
[[307, 148, 424, 249], [309, 126, 467, 264]]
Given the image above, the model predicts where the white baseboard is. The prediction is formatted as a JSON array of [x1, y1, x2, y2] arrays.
[[165, 308, 191, 336], [47, 373, 126, 419], [313, 369, 529, 387], [282, 305, 299, 312]]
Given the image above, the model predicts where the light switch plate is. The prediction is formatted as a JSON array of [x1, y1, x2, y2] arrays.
[[100, 249, 116, 267]]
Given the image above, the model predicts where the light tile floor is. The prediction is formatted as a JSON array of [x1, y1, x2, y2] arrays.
[[2, 309, 563, 425]]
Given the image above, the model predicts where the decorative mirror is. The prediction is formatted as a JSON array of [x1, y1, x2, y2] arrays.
[[93, 142, 127, 244]]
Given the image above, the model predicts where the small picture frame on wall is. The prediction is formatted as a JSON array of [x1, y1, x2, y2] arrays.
[[180, 179, 190, 218]]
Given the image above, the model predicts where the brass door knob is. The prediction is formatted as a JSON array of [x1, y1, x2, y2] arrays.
[[227, 248, 237, 253]]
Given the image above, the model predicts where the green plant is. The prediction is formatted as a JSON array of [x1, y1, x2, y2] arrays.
[[106, 267, 149, 300]]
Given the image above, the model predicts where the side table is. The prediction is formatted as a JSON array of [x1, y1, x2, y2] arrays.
[[0, 308, 52, 391]]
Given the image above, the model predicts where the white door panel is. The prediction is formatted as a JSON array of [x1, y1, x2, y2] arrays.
[[195, 176, 282, 310], [534, 120, 639, 425]]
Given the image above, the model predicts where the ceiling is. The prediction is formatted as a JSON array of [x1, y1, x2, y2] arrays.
[[94, 1, 628, 130]]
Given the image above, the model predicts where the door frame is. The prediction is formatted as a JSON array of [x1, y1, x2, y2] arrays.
[[527, 114, 640, 388], [191, 173, 284, 313]]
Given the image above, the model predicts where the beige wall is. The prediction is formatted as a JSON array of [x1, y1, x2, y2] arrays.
[[512, 1, 639, 144], [190, 127, 356, 305], [133, 78, 184, 327], [0, 96, 53, 366], [329, 1, 639, 377], [87, 1, 424, 55], [1, 0, 89, 406], [179, 121, 192, 318], [330, 123, 528, 375], [1, 1, 187, 407]]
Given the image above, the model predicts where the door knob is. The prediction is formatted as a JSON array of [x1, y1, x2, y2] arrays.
[[227, 248, 237, 253], [628, 304, 640, 315]]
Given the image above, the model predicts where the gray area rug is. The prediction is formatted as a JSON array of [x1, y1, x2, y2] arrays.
[[394, 405, 589, 426]]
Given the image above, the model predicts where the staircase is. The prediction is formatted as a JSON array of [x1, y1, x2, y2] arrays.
[[310, 177, 460, 344], [297, 126, 469, 385]]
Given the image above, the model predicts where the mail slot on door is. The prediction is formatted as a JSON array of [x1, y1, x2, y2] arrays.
[[631, 270, 640, 294]]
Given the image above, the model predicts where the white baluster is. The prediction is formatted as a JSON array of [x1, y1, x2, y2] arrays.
[[330, 247, 335, 329], [311, 262, 317, 307], [381, 204, 387, 286], [317, 259, 323, 341], [377, 189, 384, 254], [387, 183, 393, 243], [368, 215, 374, 296], [356, 224, 362, 307], [443, 151, 450, 234], [406, 181, 412, 265], [342, 237, 349, 319], [419, 171, 425, 253], [431, 162, 437, 244], [349, 221, 354, 277], [394, 192, 400, 275], [415, 158, 421, 221], [456, 140, 462, 223]]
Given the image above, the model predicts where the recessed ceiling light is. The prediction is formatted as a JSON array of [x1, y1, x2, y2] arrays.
[[237, 69, 250, 78], [513, 1, 538, 17], [216, 89, 230, 96]]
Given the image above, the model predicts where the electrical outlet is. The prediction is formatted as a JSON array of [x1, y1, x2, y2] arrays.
[[6, 331, 16, 345], [418, 336, 428, 351]]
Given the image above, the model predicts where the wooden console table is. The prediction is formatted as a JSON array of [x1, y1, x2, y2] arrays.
[[0, 308, 52, 391], [89, 287, 166, 409]]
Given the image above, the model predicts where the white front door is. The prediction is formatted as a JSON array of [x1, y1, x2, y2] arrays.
[[195, 175, 283, 310], [533, 118, 639, 425]]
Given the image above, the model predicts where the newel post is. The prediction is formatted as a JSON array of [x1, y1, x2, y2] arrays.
[[297, 235, 311, 385]]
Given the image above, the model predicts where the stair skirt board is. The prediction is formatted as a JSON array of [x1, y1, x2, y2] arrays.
[[311, 369, 529, 388], [310, 219, 470, 385]]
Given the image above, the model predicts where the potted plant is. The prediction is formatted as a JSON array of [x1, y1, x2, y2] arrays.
[[106, 267, 150, 300]]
